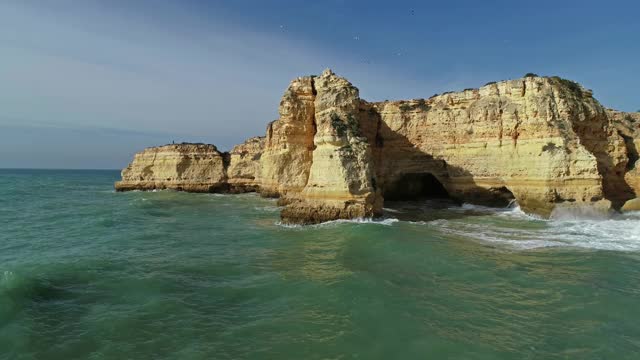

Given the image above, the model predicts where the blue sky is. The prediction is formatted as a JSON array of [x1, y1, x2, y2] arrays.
[[1, 0, 638, 169]]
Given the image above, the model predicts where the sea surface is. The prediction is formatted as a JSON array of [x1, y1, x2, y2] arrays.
[[2, 169, 640, 359]]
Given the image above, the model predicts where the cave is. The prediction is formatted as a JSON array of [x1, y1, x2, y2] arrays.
[[384, 173, 451, 201]]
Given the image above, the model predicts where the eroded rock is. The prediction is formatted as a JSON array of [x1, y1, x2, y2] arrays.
[[115, 143, 228, 192], [116, 71, 640, 223], [227, 136, 265, 193]]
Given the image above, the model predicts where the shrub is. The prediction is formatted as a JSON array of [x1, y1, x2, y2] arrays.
[[542, 142, 559, 152], [550, 76, 582, 96], [416, 99, 431, 111], [524, 73, 539, 78], [330, 113, 347, 136], [484, 81, 497, 86], [399, 103, 412, 112]]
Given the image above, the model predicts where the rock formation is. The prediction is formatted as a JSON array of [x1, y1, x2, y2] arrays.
[[116, 71, 640, 223], [607, 110, 640, 211], [115, 143, 228, 192], [274, 70, 381, 223], [227, 136, 265, 193], [368, 77, 629, 217]]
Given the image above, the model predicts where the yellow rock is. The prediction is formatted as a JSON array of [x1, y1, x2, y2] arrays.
[[116, 72, 640, 224], [115, 143, 227, 192], [227, 136, 264, 193], [622, 198, 640, 212]]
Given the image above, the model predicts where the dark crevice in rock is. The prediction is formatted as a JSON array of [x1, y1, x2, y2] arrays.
[[619, 132, 639, 170], [384, 173, 451, 201]]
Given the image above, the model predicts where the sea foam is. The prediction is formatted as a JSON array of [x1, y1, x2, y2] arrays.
[[275, 217, 399, 229], [431, 205, 640, 251]]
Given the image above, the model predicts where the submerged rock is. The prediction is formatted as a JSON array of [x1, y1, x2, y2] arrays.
[[116, 71, 640, 223]]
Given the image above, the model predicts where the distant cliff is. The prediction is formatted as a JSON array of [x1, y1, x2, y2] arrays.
[[116, 70, 640, 223]]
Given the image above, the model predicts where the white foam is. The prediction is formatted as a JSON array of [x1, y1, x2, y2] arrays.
[[275, 217, 399, 229], [254, 206, 281, 213], [428, 210, 640, 251]]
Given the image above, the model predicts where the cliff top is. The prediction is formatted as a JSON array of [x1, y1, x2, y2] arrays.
[[141, 143, 222, 153], [370, 74, 592, 106]]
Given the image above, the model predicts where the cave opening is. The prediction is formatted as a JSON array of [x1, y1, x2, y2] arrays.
[[384, 173, 451, 201]]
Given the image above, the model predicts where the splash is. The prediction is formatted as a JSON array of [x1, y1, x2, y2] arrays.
[[430, 208, 640, 251]]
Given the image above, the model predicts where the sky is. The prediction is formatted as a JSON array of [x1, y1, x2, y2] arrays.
[[1, 0, 638, 169]]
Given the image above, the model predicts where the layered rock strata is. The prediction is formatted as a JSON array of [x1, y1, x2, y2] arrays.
[[607, 110, 640, 211], [274, 70, 381, 223], [367, 77, 630, 217], [227, 136, 265, 193], [116, 71, 640, 223], [115, 144, 229, 192]]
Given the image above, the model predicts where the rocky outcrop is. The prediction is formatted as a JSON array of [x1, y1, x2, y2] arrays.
[[608, 110, 640, 211], [367, 77, 632, 217], [259, 77, 316, 198], [115, 143, 228, 192], [278, 69, 381, 223], [227, 136, 265, 193], [116, 70, 640, 223]]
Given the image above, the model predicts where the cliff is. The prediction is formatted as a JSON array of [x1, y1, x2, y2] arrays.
[[607, 109, 640, 211], [267, 69, 381, 223], [367, 77, 630, 217], [115, 143, 228, 192], [116, 71, 640, 223], [227, 136, 265, 193]]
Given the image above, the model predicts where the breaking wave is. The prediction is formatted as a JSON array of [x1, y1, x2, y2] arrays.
[[269, 199, 640, 251], [275, 217, 399, 229], [423, 204, 640, 251]]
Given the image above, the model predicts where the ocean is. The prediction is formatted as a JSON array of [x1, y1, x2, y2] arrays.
[[2, 169, 640, 359]]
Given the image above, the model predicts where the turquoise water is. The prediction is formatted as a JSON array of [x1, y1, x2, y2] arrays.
[[2, 169, 640, 359]]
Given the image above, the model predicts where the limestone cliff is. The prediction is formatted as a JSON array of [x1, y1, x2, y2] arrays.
[[607, 110, 640, 211], [227, 136, 265, 193], [116, 71, 640, 223], [367, 77, 630, 217], [278, 69, 381, 223], [259, 76, 316, 197], [115, 143, 228, 192]]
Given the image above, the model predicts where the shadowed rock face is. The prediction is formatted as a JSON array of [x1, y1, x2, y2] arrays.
[[116, 71, 640, 223], [607, 110, 640, 211]]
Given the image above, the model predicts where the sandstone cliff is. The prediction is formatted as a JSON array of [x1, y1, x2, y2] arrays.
[[116, 71, 640, 223]]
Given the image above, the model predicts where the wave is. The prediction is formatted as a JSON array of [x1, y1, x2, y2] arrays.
[[254, 206, 282, 213], [382, 200, 640, 251], [275, 217, 399, 229], [426, 210, 640, 251]]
